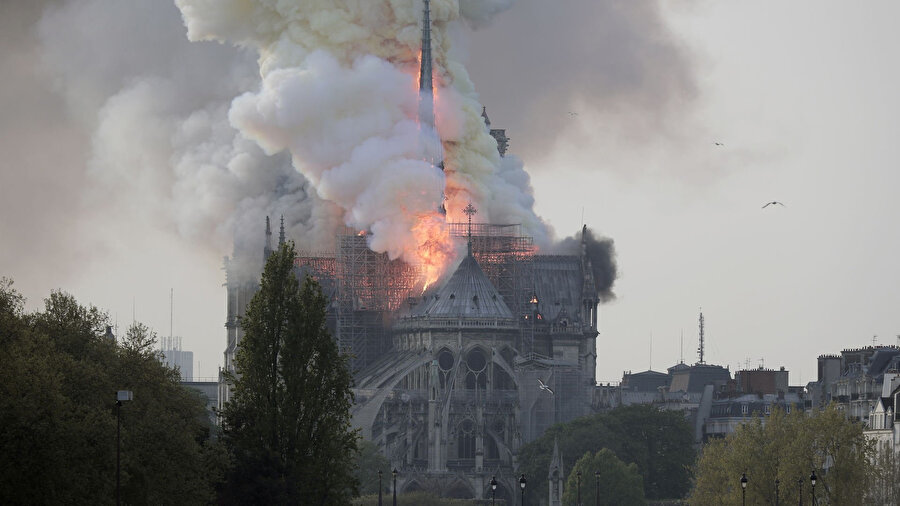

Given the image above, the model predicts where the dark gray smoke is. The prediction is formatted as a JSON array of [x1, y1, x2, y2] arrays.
[[555, 227, 617, 303]]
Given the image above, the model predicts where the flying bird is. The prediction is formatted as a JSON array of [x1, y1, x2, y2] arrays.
[[762, 201, 785, 209], [714, 142, 724, 146], [567, 111, 579, 117], [538, 378, 554, 395]]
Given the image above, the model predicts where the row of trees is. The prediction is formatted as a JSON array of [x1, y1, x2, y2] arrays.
[[690, 405, 874, 505], [0, 242, 362, 504], [0, 278, 226, 504], [520, 401, 878, 505], [517, 404, 696, 503]]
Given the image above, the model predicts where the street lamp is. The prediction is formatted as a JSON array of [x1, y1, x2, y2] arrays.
[[809, 470, 817, 506], [775, 478, 780, 506], [577, 471, 582, 506], [116, 390, 132, 506], [378, 470, 383, 506], [740, 473, 748, 506], [392, 468, 398, 506], [490, 475, 497, 506], [595, 470, 600, 506], [519, 474, 527, 506]]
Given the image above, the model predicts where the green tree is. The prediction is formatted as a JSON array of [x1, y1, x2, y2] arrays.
[[220, 242, 359, 505], [869, 442, 900, 504], [563, 449, 646, 506], [690, 405, 873, 505], [607, 405, 695, 498], [518, 405, 695, 502], [0, 282, 221, 504], [354, 439, 392, 496]]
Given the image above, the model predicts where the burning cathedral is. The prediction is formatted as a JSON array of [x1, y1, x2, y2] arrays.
[[218, 1, 612, 502]]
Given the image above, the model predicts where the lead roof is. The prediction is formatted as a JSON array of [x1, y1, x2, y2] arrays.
[[412, 253, 514, 319]]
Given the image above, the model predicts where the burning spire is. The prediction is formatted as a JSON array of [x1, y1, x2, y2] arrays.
[[418, 0, 446, 215], [418, 0, 436, 130]]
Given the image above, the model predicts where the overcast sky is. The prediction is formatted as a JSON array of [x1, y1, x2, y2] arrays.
[[2, 1, 899, 383]]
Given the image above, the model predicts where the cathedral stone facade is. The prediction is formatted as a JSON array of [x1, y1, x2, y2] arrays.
[[219, 3, 601, 500], [349, 235, 599, 501], [221, 220, 601, 502]]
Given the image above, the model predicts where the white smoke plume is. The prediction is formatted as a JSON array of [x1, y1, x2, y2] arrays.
[[176, 0, 553, 275], [34, 0, 345, 282]]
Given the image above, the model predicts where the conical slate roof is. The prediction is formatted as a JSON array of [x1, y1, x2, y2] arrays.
[[414, 253, 514, 319]]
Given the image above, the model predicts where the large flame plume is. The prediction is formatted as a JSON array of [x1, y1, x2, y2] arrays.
[[176, 0, 552, 284]]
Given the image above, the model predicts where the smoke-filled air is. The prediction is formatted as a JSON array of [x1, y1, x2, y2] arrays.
[[6, 0, 616, 300], [175, 0, 594, 288]]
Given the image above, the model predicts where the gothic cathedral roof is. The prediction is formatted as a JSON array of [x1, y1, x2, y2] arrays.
[[413, 253, 514, 320]]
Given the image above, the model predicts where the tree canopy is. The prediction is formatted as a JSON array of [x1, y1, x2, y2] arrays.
[[354, 439, 392, 496], [517, 405, 695, 502], [219, 242, 359, 505], [562, 449, 646, 506], [689, 405, 873, 505], [0, 277, 223, 504]]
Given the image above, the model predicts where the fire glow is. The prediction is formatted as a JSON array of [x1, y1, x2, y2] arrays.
[[410, 212, 454, 292]]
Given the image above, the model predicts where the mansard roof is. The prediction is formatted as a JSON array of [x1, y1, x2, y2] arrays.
[[413, 253, 514, 320]]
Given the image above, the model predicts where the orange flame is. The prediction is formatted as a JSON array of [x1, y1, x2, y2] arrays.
[[411, 212, 454, 292]]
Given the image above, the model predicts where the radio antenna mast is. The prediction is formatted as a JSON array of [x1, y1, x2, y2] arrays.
[[698, 308, 706, 365]]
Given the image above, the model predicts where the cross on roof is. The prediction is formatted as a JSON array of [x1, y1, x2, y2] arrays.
[[463, 203, 477, 254]]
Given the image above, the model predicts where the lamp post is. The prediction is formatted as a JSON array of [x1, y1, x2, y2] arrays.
[[378, 470, 383, 506], [392, 468, 398, 506], [577, 471, 582, 506], [519, 474, 527, 506], [490, 476, 497, 506], [775, 478, 780, 506], [115, 390, 132, 506], [798, 478, 803, 506], [809, 470, 817, 506], [740, 473, 748, 506], [595, 470, 600, 506]]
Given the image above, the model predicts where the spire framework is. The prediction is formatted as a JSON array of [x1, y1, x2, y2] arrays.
[[417, 0, 436, 131]]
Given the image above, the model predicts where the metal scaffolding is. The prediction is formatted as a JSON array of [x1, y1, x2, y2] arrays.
[[334, 235, 419, 371], [448, 222, 534, 317], [295, 224, 534, 371]]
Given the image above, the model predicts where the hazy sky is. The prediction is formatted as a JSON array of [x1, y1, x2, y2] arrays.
[[2, 1, 899, 383]]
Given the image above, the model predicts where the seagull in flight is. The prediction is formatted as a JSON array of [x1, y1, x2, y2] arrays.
[[538, 378, 554, 395], [762, 201, 785, 209]]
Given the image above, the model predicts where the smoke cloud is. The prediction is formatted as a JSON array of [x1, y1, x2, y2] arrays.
[[29, 0, 345, 283], [464, 0, 697, 166], [175, 0, 554, 272], [1, 0, 649, 313], [555, 227, 618, 303]]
